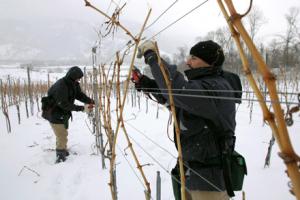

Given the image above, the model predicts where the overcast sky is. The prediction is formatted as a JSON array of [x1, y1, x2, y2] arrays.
[[1, 0, 300, 56]]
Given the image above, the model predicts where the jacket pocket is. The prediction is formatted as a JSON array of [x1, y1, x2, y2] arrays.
[[181, 128, 219, 163]]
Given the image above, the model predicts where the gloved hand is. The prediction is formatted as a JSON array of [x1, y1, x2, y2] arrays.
[[131, 66, 143, 84], [137, 40, 156, 58], [90, 99, 95, 104], [84, 104, 94, 114], [131, 67, 144, 91]]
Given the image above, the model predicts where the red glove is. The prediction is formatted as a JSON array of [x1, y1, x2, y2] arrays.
[[87, 104, 94, 109], [84, 104, 94, 114], [131, 67, 142, 83]]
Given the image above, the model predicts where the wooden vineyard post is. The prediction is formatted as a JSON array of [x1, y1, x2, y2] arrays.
[[0, 79, 11, 133], [153, 42, 186, 200], [218, 0, 300, 198], [92, 47, 106, 169], [27, 66, 34, 116]]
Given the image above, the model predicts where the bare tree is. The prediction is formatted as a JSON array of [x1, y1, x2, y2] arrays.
[[282, 7, 300, 67], [243, 6, 267, 71], [215, 27, 232, 48], [196, 27, 234, 55], [245, 5, 267, 41], [173, 46, 188, 73], [267, 39, 282, 68]]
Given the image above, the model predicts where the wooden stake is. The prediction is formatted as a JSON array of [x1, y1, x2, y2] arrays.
[[109, 9, 152, 200], [153, 42, 186, 200], [218, 0, 300, 198]]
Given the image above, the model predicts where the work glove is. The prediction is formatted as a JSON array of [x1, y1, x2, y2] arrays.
[[84, 104, 94, 114], [90, 99, 95, 104], [131, 67, 143, 91], [137, 40, 156, 58], [131, 66, 143, 83]]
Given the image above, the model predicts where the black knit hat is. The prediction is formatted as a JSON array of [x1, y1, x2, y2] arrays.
[[190, 40, 225, 66]]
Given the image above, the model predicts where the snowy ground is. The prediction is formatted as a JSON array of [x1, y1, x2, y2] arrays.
[[0, 65, 299, 200]]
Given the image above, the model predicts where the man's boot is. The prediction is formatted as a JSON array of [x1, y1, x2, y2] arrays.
[[64, 149, 70, 157], [55, 149, 67, 163]]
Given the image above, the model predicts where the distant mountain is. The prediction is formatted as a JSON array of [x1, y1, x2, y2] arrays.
[[0, 19, 96, 62], [0, 18, 142, 65], [0, 18, 181, 66]]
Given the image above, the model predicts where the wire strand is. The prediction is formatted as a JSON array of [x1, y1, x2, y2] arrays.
[[125, 120, 177, 159], [126, 130, 223, 192], [103, 0, 211, 64], [145, 0, 179, 30], [116, 144, 154, 200], [149, 0, 210, 39], [129, 86, 300, 96], [128, 88, 300, 105], [109, 117, 223, 192]]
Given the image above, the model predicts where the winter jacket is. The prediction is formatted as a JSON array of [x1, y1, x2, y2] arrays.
[[139, 51, 240, 191], [47, 66, 94, 125]]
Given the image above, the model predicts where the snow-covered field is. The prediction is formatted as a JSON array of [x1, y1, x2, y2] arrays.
[[0, 65, 299, 200]]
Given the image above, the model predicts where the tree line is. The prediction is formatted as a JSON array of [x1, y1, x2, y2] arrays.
[[169, 6, 300, 75]]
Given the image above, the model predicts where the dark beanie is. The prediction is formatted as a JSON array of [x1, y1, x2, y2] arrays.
[[190, 40, 225, 66]]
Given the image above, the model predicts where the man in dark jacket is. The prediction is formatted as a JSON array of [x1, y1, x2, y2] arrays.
[[46, 66, 94, 163], [134, 40, 242, 200]]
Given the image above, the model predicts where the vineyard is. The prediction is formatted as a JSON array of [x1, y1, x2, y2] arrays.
[[1, 0, 300, 200], [0, 62, 299, 199]]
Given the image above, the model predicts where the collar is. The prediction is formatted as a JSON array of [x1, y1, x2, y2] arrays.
[[184, 65, 223, 80], [63, 77, 76, 86]]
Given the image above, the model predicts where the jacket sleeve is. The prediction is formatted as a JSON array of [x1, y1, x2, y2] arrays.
[[53, 82, 84, 112], [138, 75, 167, 105], [145, 52, 220, 122], [75, 83, 94, 104]]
